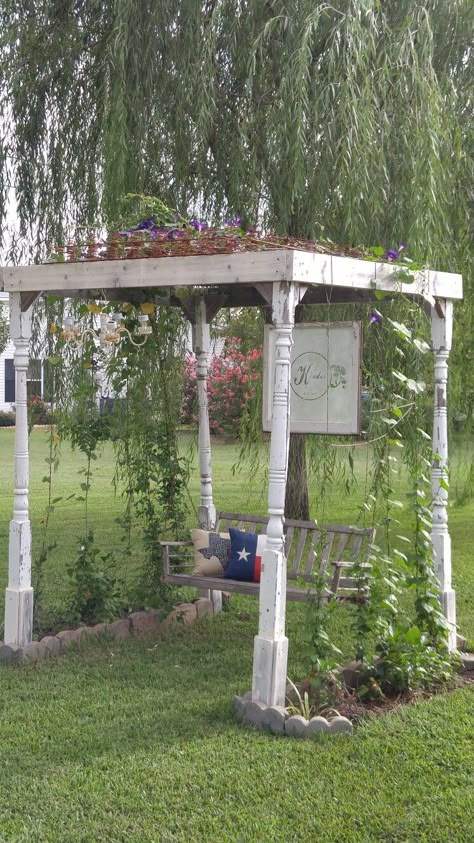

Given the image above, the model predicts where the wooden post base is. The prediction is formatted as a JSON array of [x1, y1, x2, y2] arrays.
[[252, 634, 289, 707], [4, 586, 33, 647]]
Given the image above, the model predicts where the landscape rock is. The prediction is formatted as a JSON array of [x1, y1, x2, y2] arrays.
[[41, 636, 62, 656], [194, 598, 214, 618], [341, 660, 363, 690], [22, 641, 42, 663], [285, 715, 308, 738], [70, 628, 88, 643], [307, 716, 330, 736], [232, 695, 245, 720], [242, 700, 267, 728], [328, 715, 353, 735], [457, 634, 467, 653], [108, 619, 131, 640], [461, 653, 474, 671], [80, 626, 102, 639], [90, 623, 109, 637], [36, 640, 53, 660], [0, 643, 23, 663], [129, 611, 161, 635], [56, 629, 78, 647], [174, 603, 198, 625], [162, 604, 198, 629], [160, 609, 181, 630], [261, 705, 286, 735]]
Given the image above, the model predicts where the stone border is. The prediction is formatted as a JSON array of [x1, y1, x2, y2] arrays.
[[0, 598, 214, 665], [232, 692, 353, 738]]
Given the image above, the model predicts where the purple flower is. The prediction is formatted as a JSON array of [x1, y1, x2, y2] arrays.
[[224, 216, 241, 228], [167, 228, 186, 240], [189, 219, 208, 232], [385, 249, 399, 261], [369, 312, 382, 325], [150, 226, 168, 239], [135, 217, 155, 231], [398, 242, 407, 252]]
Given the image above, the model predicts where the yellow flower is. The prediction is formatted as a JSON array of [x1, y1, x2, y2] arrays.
[[52, 432, 60, 446], [49, 323, 57, 333], [140, 302, 155, 315], [86, 303, 102, 314]]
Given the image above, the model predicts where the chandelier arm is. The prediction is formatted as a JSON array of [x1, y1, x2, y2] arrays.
[[120, 327, 148, 347]]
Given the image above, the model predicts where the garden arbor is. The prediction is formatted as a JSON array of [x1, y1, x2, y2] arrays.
[[0, 250, 463, 706]]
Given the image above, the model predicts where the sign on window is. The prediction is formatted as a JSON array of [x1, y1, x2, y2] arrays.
[[262, 322, 361, 434]]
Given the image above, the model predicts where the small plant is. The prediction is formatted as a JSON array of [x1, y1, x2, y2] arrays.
[[286, 676, 347, 720], [66, 531, 121, 625], [300, 570, 342, 679], [286, 678, 315, 719], [370, 625, 457, 696]]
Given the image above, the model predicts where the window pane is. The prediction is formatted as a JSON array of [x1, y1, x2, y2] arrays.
[[5, 359, 15, 402]]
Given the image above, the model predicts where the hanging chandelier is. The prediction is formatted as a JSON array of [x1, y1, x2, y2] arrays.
[[62, 312, 152, 349]]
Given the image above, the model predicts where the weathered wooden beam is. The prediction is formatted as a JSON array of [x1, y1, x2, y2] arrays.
[[1, 250, 290, 293], [2, 249, 462, 300], [289, 252, 463, 300]]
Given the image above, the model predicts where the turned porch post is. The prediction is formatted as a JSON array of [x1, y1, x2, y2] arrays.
[[193, 297, 221, 613], [194, 297, 216, 530], [431, 299, 456, 651], [252, 281, 296, 706], [4, 293, 34, 646]]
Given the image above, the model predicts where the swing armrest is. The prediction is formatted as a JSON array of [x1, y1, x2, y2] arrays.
[[160, 541, 194, 577], [159, 541, 194, 547]]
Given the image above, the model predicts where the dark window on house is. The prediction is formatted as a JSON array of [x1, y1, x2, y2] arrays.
[[4, 358, 42, 403], [4, 359, 15, 402]]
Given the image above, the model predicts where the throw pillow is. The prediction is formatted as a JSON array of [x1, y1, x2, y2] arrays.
[[225, 528, 267, 583], [191, 529, 231, 577]]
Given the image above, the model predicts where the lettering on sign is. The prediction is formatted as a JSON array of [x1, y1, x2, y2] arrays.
[[263, 322, 361, 434]]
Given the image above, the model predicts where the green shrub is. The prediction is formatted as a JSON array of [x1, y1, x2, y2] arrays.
[[66, 531, 122, 625], [28, 395, 54, 428], [0, 411, 15, 427]]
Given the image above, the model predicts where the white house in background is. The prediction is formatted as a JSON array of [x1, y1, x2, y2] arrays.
[[0, 292, 43, 412]]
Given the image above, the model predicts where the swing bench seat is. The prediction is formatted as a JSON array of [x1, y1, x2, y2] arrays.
[[161, 512, 375, 603]]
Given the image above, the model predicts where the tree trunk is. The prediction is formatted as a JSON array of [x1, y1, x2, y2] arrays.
[[285, 433, 310, 520]]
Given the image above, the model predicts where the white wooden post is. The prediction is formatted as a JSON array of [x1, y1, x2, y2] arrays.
[[252, 281, 296, 706], [431, 299, 456, 651], [4, 293, 33, 646], [193, 298, 221, 613]]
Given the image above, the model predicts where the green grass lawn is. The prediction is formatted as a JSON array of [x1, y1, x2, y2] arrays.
[[0, 430, 473, 842]]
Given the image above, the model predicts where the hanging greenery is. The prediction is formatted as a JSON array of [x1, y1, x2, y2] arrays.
[[1, 1, 472, 412]]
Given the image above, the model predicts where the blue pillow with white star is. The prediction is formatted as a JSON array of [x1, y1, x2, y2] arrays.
[[225, 528, 267, 582]]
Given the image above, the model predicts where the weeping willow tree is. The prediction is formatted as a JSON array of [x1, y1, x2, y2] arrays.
[[1, 0, 473, 514], [0, 302, 7, 354]]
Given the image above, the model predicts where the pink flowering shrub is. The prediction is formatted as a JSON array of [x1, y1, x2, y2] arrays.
[[181, 337, 261, 437]]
